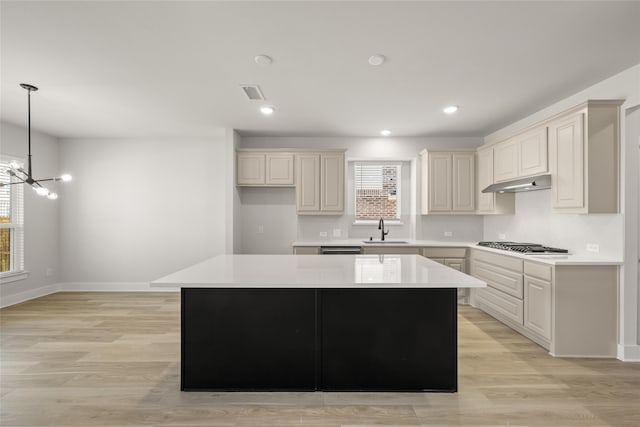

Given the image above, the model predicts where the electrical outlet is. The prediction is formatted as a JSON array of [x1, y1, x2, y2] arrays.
[[333, 229, 341, 237], [319, 231, 328, 237], [498, 233, 506, 240], [444, 231, 453, 237], [257, 225, 264, 234], [586, 243, 600, 253], [45, 268, 54, 277]]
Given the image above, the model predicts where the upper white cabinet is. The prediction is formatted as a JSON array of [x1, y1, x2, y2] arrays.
[[237, 152, 266, 185], [494, 140, 519, 182], [421, 149, 475, 214], [549, 100, 622, 213], [518, 127, 548, 177], [296, 151, 345, 215], [266, 154, 295, 185], [494, 126, 548, 183], [237, 151, 294, 187], [476, 146, 515, 215]]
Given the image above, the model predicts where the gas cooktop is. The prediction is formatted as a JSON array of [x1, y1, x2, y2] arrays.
[[478, 241, 569, 254]]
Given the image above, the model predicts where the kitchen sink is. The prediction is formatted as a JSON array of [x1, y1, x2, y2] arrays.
[[362, 240, 409, 244]]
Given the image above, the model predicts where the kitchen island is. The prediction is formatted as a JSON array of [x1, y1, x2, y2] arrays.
[[152, 254, 485, 392]]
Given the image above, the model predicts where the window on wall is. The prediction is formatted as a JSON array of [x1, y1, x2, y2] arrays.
[[354, 162, 401, 220], [0, 158, 25, 276]]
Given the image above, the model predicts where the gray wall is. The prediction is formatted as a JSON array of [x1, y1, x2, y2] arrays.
[[0, 121, 60, 302], [59, 135, 229, 283]]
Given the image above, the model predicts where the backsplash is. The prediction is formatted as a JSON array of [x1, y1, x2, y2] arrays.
[[483, 189, 623, 258], [418, 215, 484, 242]]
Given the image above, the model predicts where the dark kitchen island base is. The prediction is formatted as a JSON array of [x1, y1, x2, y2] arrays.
[[181, 288, 457, 392]]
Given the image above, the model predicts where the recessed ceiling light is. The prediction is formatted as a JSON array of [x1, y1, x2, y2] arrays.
[[443, 105, 459, 114], [254, 55, 273, 66], [368, 54, 386, 66], [380, 129, 391, 136], [260, 105, 276, 115]]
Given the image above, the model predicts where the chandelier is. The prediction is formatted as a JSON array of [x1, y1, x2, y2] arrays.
[[1, 84, 72, 200]]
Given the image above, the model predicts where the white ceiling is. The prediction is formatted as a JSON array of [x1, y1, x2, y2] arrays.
[[1, 1, 639, 139]]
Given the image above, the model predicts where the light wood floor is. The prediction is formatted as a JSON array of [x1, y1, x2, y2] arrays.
[[1, 292, 639, 427]]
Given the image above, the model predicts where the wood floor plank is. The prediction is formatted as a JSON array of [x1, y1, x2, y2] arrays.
[[2, 292, 640, 426]]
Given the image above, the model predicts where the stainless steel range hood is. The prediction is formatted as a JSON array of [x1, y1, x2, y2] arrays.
[[482, 174, 551, 193]]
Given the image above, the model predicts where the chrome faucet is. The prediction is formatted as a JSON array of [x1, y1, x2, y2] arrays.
[[378, 218, 389, 241]]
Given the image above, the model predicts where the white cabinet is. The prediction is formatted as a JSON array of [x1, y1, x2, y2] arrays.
[[493, 126, 548, 183], [237, 151, 294, 187], [470, 250, 524, 325], [296, 151, 345, 214], [422, 247, 468, 303], [453, 153, 475, 211], [237, 152, 266, 185], [524, 275, 552, 341], [296, 154, 321, 212], [494, 139, 519, 182], [476, 146, 515, 215], [428, 152, 452, 212], [421, 150, 475, 214], [518, 127, 548, 177], [266, 154, 295, 185], [292, 246, 320, 255], [320, 153, 344, 212], [470, 249, 618, 357], [548, 101, 621, 213]]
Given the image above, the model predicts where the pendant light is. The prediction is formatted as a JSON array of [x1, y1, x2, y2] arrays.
[[0, 84, 72, 200]]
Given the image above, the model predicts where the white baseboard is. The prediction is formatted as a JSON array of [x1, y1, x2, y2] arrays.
[[617, 344, 640, 361], [58, 282, 179, 292], [0, 283, 59, 308], [1, 282, 178, 308]]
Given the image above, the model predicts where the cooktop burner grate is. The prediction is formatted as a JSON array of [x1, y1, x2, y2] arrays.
[[478, 241, 568, 254]]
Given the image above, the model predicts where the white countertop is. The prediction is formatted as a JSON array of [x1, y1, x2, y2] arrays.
[[292, 239, 475, 247], [291, 240, 623, 266], [151, 254, 487, 289]]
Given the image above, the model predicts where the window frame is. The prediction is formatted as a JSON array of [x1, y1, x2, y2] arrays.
[[352, 161, 403, 225], [0, 155, 27, 283]]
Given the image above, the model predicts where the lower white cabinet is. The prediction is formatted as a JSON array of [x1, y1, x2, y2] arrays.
[[422, 247, 468, 303], [470, 249, 618, 357], [362, 246, 421, 255], [524, 275, 552, 340]]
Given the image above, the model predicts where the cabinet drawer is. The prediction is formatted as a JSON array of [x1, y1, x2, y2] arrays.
[[524, 261, 552, 281], [293, 246, 320, 255], [471, 259, 523, 299], [362, 247, 422, 255], [423, 247, 467, 258], [475, 286, 524, 325], [472, 249, 523, 272]]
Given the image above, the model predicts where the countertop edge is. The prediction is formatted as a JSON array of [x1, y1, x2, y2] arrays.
[[290, 241, 623, 266]]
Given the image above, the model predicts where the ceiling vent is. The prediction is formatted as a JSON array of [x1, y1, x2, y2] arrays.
[[240, 85, 265, 101]]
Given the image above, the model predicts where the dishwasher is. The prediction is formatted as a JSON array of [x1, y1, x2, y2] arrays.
[[319, 246, 362, 255]]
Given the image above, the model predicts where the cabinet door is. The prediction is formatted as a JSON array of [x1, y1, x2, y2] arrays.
[[237, 153, 265, 185], [452, 153, 475, 212], [321, 154, 344, 212], [494, 140, 519, 182], [266, 154, 294, 186], [428, 153, 452, 212], [444, 258, 465, 273], [524, 275, 552, 340], [476, 147, 495, 212], [549, 113, 585, 210], [296, 154, 321, 212], [518, 127, 548, 178]]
